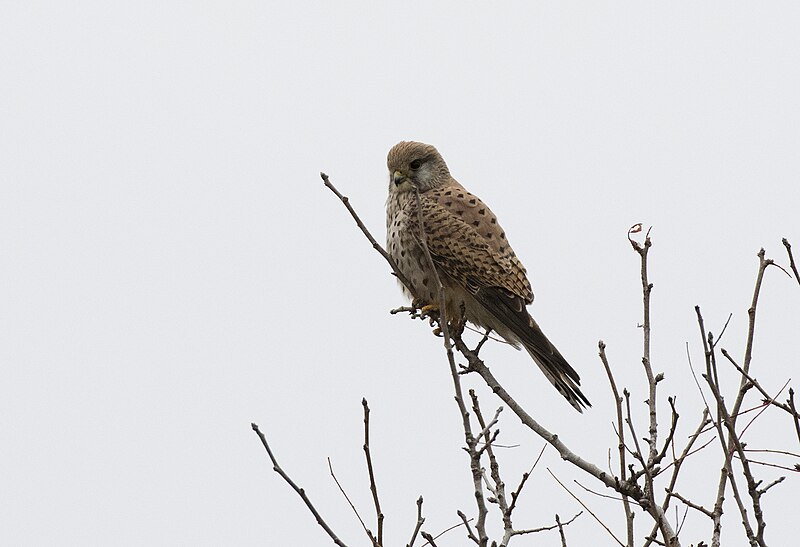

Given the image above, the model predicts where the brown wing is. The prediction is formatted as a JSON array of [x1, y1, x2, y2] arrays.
[[410, 183, 533, 302]]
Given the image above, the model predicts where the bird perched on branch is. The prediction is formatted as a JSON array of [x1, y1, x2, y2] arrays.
[[385, 141, 590, 412]]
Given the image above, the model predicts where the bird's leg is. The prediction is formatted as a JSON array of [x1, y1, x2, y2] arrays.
[[415, 300, 440, 323], [408, 300, 443, 336], [420, 303, 440, 315]]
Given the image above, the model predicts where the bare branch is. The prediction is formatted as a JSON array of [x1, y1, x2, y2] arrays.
[[666, 490, 713, 518], [757, 476, 786, 495], [599, 340, 634, 547], [644, 409, 712, 547], [556, 513, 569, 547], [733, 455, 798, 473], [420, 516, 475, 547], [720, 348, 799, 421], [507, 444, 547, 519], [251, 423, 349, 547], [701, 248, 780, 547], [361, 399, 385, 545], [457, 510, 480, 544], [623, 389, 673, 544], [745, 448, 800, 459], [328, 458, 378, 546], [322, 172, 414, 292], [738, 380, 790, 440], [651, 397, 680, 472], [452, 332, 645, 498], [788, 388, 800, 446], [406, 496, 425, 547], [509, 511, 582, 539], [548, 468, 625, 547], [783, 238, 800, 285], [470, 390, 512, 541], [574, 479, 632, 502], [420, 531, 438, 547], [696, 308, 759, 546], [628, 224, 659, 467]]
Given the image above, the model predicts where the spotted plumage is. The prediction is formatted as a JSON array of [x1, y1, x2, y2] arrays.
[[385, 141, 590, 412]]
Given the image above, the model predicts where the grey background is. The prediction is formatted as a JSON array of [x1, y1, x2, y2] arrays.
[[2, 2, 798, 545]]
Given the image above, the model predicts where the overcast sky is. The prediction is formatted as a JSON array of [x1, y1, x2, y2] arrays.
[[2, 2, 799, 546]]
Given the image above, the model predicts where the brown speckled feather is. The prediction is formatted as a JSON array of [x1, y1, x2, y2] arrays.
[[417, 184, 533, 303]]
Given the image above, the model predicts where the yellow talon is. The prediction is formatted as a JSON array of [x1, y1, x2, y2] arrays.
[[420, 304, 439, 314]]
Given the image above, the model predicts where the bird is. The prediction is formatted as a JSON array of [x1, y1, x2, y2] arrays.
[[385, 141, 590, 412]]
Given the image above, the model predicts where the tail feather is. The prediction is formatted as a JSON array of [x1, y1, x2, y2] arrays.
[[522, 336, 591, 413], [474, 286, 591, 413]]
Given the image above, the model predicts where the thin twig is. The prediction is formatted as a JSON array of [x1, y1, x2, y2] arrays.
[[507, 444, 547, 518], [757, 476, 786, 495], [574, 479, 631, 502], [328, 458, 378, 546], [782, 238, 800, 285], [548, 468, 625, 547], [599, 340, 634, 547], [457, 510, 480, 544], [420, 516, 475, 547], [321, 172, 413, 291], [733, 456, 798, 473], [556, 513, 568, 547], [745, 448, 800, 459], [251, 423, 349, 547], [420, 531, 438, 547], [509, 511, 581, 539], [362, 399, 384, 545], [788, 388, 800, 445], [720, 348, 799, 420], [711, 313, 734, 349], [738, 379, 790, 440], [406, 496, 425, 547], [666, 490, 713, 517]]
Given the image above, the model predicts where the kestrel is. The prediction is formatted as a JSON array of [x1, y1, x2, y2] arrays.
[[386, 141, 590, 412]]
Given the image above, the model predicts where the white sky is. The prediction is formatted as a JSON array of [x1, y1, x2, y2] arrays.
[[2, 2, 799, 546]]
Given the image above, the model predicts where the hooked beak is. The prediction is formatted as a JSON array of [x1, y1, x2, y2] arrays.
[[392, 170, 407, 186]]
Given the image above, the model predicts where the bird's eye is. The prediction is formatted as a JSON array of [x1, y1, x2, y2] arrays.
[[409, 159, 422, 170]]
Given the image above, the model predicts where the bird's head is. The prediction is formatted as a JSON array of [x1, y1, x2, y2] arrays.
[[387, 141, 450, 194]]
